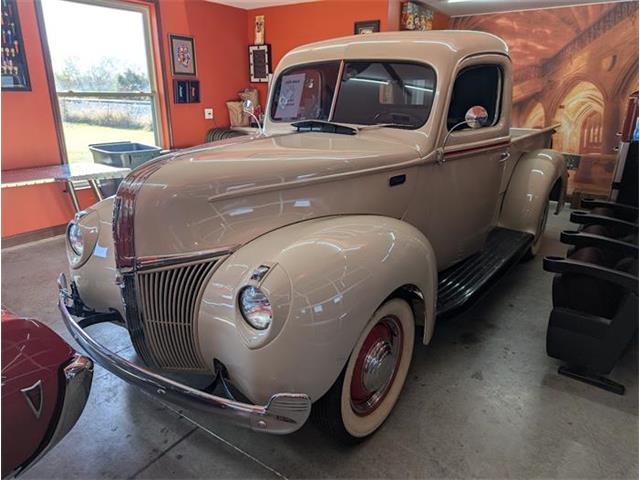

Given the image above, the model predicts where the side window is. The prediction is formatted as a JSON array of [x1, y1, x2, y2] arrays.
[[447, 65, 502, 130]]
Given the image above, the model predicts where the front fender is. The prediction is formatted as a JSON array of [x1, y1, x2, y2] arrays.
[[67, 196, 123, 317], [197, 215, 437, 404], [499, 149, 567, 235]]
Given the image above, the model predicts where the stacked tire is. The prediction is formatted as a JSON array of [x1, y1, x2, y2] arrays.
[[205, 128, 247, 143]]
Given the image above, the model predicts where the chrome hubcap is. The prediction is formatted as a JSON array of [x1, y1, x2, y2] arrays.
[[350, 316, 403, 416], [362, 339, 395, 393]]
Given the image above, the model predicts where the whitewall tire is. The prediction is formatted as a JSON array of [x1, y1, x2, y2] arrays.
[[313, 298, 415, 443]]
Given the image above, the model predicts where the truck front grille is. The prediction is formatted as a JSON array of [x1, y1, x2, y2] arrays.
[[123, 258, 219, 371]]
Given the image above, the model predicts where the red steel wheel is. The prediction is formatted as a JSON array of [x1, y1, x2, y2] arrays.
[[313, 298, 415, 443]]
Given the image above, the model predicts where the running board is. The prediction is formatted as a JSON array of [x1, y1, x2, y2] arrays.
[[436, 228, 534, 317]]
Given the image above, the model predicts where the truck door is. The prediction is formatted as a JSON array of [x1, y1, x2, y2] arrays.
[[435, 56, 511, 264]]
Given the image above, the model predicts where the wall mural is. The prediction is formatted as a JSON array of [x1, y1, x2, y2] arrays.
[[451, 1, 639, 197]]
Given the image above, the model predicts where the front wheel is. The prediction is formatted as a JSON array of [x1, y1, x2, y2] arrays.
[[313, 298, 415, 444]]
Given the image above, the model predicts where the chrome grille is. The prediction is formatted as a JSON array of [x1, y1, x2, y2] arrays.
[[127, 259, 219, 371]]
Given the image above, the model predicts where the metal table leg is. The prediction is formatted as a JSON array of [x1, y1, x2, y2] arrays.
[[66, 180, 81, 212], [88, 179, 104, 202]]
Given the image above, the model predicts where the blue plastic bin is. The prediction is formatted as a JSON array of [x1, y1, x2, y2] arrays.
[[89, 141, 162, 196], [89, 141, 162, 169]]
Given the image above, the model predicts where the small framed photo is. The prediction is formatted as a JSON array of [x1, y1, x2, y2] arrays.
[[249, 44, 271, 83], [354, 20, 380, 35], [188, 80, 200, 103], [170, 34, 197, 76], [174, 79, 189, 103]]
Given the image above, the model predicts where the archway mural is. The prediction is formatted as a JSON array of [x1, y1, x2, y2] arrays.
[[552, 81, 605, 154], [522, 102, 545, 129], [451, 1, 639, 196]]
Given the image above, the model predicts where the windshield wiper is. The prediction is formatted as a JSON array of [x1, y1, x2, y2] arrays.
[[292, 120, 358, 135]]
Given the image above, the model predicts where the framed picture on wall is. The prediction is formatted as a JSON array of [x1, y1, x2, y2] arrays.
[[188, 80, 200, 103], [174, 79, 189, 103], [249, 44, 271, 83], [400, 2, 433, 31], [170, 34, 197, 76], [1, 0, 31, 91], [354, 20, 380, 35]]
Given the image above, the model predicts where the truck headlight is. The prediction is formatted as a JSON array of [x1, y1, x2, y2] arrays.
[[65, 211, 99, 269], [68, 222, 85, 256], [238, 286, 273, 330]]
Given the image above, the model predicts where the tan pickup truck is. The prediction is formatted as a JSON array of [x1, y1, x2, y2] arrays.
[[58, 30, 567, 443]]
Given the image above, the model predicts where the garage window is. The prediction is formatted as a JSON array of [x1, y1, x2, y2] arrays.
[[40, 0, 161, 163], [447, 65, 502, 130]]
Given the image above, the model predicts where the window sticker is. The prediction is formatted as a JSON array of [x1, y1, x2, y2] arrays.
[[274, 72, 306, 120]]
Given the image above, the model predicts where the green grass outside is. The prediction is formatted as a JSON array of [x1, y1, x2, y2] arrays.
[[63, 122, 156, 164]]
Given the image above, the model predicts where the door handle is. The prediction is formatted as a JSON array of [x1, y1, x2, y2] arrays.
[[389, 174, 406, 187], [498, 152, 510, 164]]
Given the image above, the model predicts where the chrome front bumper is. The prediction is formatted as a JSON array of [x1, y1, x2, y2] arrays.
[[57, 277, 311, 435]]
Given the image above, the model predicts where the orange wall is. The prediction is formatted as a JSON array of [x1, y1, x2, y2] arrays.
[[246, 0, 390, 104], [0, 0, 94, 237], [246, 0, 449, 105], [159, 0, 249, 147]]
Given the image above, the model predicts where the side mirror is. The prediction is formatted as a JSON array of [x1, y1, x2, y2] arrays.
[[464, 105, 489, 129], [242, 99, 255, 115], [241, 99, 265, 136], [437, 105, 490, 163]]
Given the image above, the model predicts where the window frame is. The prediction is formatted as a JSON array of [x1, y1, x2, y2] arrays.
[[269, 60, 342, 124], [269, 58, 438, 130], [39, 0, 164, 163], [446, 63, 504, 132]]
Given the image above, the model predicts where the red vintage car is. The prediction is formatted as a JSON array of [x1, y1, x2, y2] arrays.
[[1, 307, 93, 477]]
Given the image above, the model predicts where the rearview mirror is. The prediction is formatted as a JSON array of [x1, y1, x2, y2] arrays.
[[464, 105, 489, 129]]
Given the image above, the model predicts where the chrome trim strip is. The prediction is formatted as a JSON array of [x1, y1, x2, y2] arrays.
[[113, 153, 175, 270], [135, 246, 238, 272], [58, 290, 311, 435]]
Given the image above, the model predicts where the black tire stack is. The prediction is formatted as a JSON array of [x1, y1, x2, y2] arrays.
[[205, 128, 247, 143]]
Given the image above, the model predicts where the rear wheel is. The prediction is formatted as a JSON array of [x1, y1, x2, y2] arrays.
[[313, 298, 415, 444]]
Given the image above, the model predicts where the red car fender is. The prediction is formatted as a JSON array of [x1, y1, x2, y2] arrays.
[[1, 309, 74, 476]]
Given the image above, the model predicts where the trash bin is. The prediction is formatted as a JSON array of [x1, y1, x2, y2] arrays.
[[89, 141, 162, 196]]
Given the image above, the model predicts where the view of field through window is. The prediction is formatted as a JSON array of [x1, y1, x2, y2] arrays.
[[41, 0, 158, 164]]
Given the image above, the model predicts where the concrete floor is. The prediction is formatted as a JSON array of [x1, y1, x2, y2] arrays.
[[2, 208, 637, 479]]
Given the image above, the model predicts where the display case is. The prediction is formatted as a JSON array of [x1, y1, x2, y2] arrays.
[[1, 0, 30, 91]]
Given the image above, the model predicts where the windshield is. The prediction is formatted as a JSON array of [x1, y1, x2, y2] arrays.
[[270, 60, 436, 129]]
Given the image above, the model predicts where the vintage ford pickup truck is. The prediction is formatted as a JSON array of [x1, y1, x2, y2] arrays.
[[58, 31, 567, 443]]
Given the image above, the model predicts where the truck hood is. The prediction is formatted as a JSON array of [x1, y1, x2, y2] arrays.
[[115, 131, 421, 263]]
